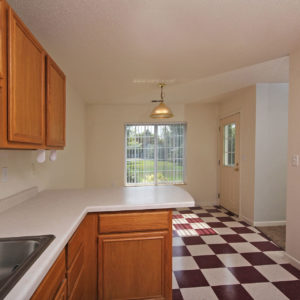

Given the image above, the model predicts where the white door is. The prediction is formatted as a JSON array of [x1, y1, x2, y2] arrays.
[[220, 113, 240, 215]]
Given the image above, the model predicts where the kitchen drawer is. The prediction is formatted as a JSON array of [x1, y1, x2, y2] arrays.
[[67, 225, 84, 268], [98, 210, 170, 234], [67, 244, 84, 297]]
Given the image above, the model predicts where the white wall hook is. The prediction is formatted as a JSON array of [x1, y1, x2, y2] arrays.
[[49, 150, 57, 162], [36, 149, 46, 163]]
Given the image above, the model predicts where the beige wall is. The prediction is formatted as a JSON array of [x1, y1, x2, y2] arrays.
[[218, 86, 256, 222], [0, 83, 86, 199], [85, 103, 219, 205], [286, 49, 300, 263]]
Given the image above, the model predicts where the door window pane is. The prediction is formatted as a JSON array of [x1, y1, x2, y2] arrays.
[[223, 123, 236, 167]]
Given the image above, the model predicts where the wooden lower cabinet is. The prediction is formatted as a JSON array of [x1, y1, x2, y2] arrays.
[[98, 210, 172, 300], [31, 250, 66, 300], [31, 210, 172, 300]]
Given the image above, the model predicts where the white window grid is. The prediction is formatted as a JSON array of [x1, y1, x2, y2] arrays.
[[124, 123, 186, 186]]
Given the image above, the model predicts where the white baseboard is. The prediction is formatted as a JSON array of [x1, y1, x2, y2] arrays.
[[0, 187, 38, 213], [254, 220, 286, 227], [285, 252, 300, 270], [240, 215, 254, 226]]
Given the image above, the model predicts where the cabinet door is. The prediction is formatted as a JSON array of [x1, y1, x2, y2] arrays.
[[0, 0, 5, 79], [7, 8, 45, 145], [31, 250, 66, 300], [54, 278, 67, 300], [46, 56, 66, 147], [98, 231, 172, 300]]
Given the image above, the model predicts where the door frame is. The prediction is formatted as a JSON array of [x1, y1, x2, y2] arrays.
[[218, 111, 242, 217]]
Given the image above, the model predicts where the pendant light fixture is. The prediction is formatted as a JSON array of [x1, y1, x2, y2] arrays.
[[150, 83, 174, 119]]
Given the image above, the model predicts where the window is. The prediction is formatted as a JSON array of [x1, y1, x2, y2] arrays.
[[223, 123, 236, 166], [125, 123, 186, 185]]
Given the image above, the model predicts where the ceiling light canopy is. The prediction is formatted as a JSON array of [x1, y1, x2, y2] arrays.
[[150, 83, 174, 119]]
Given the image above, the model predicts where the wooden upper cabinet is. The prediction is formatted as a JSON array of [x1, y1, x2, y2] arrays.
[[7, 8, 45, 145], [0, 0, 5, 79], [46, 56, 66, 147]]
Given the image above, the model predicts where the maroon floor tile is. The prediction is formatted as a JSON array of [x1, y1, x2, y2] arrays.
[[197, 213, 213, 217], [186, 217, 204, 223], [241, 252, 276, 265], [212, 284, 253, 300], [251, 241, 281, 251], [181, 236, 205, 245], [209, 243, 237, 254], [191, 206, 202, 209], [232, 227, 255, 234], [206, 209, 220, 213], [221, 234, 247, 243], [217, 216, 235, 222], [172, 246, 191, 257], [206, 222, 227, 228], [281, 264, 300, 279], [228, 266, 268, 283], [193, 255, 225, 269], [174, 270, 209, 288], [239, 221, 250, 227], [180, 210, 193, 214], [273, 280, 300, 300], [172, 289, 184, 300]]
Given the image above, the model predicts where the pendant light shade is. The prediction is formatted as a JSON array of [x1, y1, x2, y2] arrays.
[[150, 83, 174, 119]]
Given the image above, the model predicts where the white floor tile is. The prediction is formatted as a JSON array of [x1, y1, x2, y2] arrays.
[[186, 244, 215, 256], [200, 217, 219, 223], [240, 233, 268, 242], [213, 227, 236, 235], [211, 212, 229, 217], [217, 253, 251, 267], [193, 209, 206, 213], [202, 268, 239, 286], [173, 237, 185, 246], [172, 257, 198, 271], [255, 265, 298, 282], [264, 251, 289, 264], [201, 235, 226, 244], [248, 226, 260, 233], [243, 282, 289, 300], [230, 242, 260, 253], [181, 287, 218, 300], [173, 218, 189, 224], [223, 221, 244, 227]]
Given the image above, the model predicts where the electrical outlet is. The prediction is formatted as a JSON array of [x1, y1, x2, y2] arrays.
[[1, 167, 8, 182], [292, 155, 299, 167]]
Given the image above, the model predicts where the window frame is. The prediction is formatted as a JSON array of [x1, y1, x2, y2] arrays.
[[124, 122, 187, 186]]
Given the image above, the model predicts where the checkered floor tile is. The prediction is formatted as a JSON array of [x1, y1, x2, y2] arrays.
[[173, 211, 217, 237], [172, 206, 300, 300]]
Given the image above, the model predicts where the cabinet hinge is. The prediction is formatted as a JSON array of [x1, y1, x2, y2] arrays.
[[217, 193, 220, 199]]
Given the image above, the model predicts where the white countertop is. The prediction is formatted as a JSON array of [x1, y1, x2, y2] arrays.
[[0, 186, 194, 300]]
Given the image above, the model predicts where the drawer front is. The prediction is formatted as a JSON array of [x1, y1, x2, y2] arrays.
[[67, 225, 84, 268], [67, 244, 84, 297], [31, 250, 66, 300], [99, 210, 170, 234]]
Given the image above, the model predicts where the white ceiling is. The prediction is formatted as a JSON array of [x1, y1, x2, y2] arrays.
[[7, 0, 298, 104]]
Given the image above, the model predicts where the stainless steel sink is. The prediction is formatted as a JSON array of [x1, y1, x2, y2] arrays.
[[0, 235, 55, 299]]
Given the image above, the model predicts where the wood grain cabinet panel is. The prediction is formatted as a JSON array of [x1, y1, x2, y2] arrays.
[[0, 0, 5, 79], [7, 8, 45, 145], [98, 230, 172, 300], [53, 278, 67, 300], [31, 250, 66, 300], [99, 210, 169, 234], [46, 56, 66, 147]]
